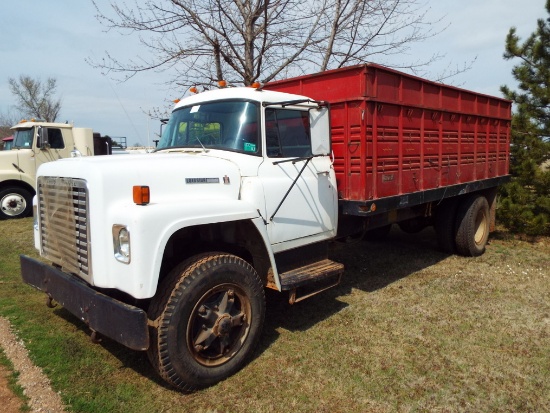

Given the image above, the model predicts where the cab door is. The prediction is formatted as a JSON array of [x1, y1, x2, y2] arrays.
[[258, 107, 337, 246]]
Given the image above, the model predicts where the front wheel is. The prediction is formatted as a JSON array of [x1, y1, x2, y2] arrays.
[[147, 253, 266, 391], [0, 187, 33, 219]]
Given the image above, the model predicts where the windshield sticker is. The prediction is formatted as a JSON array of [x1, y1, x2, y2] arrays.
[[185, 177, 220, 184], [190, 105, 200, 113], [244, 142, 256, 152]]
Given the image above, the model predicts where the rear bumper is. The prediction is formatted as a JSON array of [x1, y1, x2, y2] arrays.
[[20, 255, 149, 351]]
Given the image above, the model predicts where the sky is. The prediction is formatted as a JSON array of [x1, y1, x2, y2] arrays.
[[0, 0, 547, 146]]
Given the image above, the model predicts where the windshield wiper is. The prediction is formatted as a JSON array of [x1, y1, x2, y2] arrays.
[[195, 136, 208, 152]]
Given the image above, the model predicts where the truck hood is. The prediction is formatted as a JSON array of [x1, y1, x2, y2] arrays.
[[37, 151, 250, 204]]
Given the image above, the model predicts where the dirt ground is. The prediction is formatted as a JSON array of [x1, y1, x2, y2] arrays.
[[0, 364, 22, 413], [0, 316, 65, 413]]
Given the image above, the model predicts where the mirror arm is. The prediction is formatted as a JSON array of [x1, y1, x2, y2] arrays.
[[269, 157, 312, 221]]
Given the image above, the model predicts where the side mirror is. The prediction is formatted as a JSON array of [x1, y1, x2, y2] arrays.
[[37, 126, 49, 149], [309, 105, 331, 156]]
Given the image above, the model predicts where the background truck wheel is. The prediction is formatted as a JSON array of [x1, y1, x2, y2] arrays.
[[434, 199, 459, 254], [398, 217, 429, 234], [0, 187, 33, 219], [454, 195, 490, 257], [147, 253, 266, 392]]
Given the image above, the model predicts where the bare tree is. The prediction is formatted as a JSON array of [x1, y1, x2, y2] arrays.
[[89, 0, 453, 90], [0, 108, 22, 139], [8, 76, 61, 122]]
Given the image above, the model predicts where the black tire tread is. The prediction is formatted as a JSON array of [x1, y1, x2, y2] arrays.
[[147, 252, 265, 392], [0, 187, 33, 220], [454, 195, 490, 257], [434, 199, 458, 254]]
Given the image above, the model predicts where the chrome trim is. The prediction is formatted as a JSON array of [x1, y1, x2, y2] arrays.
[[37, 177, 92, 281]]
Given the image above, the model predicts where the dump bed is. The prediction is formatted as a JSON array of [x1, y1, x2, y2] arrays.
[[265, 64, 511, 202]]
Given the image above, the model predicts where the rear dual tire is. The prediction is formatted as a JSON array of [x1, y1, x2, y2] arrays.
[[434, 194, 490, 257], [454, 195, 490, 257]]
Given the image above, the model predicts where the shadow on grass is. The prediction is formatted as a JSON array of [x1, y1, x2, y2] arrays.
[[260, 226, 450, 350], [331, 226, 449, 293], [53, 308, 173, 391], [50, 226, 450, 391]]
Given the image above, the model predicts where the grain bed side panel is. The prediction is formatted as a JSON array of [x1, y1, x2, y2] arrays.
[[265, 64, 511, 202]]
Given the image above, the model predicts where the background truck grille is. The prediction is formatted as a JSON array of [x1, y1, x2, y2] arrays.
[[37, 177, 91, 280]]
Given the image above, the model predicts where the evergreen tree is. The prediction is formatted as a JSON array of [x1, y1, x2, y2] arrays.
[[499, 0, 550, 236]]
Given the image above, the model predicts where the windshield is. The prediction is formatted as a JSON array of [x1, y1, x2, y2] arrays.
[[156, 100, 260, 155], [12, 128, 34, 149]]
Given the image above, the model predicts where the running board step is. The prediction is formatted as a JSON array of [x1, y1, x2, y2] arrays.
[[279, 259, 344, 304]]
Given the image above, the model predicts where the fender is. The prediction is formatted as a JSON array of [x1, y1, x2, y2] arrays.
[[99, 198, 280, 298]]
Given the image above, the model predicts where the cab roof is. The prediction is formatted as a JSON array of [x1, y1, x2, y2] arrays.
[[11, 121, 74, 130], [173, 86, 313, 110]]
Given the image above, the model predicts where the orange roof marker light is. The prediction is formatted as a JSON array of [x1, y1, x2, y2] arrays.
[[173, 98, 181, 104], [133, 185, 150, 205], [250, 82, 262, 89], [218, 80, 227, 88], [189, 86, 198, 94]]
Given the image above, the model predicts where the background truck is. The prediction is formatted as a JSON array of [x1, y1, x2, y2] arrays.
[[21, 64, 511, 392], [2, 136, 13, 151], [0, 120, 112, 219]]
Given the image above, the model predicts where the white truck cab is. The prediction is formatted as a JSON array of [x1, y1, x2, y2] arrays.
[[21, 86, 343, 391]]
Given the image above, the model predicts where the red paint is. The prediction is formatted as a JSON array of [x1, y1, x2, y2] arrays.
[[265, 64, 511, 201]]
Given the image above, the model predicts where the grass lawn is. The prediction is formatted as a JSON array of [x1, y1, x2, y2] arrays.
[[0, 217, 548, 412]]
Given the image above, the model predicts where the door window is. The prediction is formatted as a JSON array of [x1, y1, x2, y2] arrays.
[[265, 108, 312, 158], [47, 129, 65, 149]]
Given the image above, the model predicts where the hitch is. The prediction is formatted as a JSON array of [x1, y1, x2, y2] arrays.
[[45, 294, 57, 308], [90, 329, 102, 344]]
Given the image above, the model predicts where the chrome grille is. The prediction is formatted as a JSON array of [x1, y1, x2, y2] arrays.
[[37, 177, 91, 280]]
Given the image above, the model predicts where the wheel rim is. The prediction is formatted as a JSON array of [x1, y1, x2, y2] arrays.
[[187, 283, 251, 367], [474, 208, 488, 245], [1, 193, 27, 217]]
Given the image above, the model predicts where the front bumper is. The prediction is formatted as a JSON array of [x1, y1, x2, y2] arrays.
[[20, 255, 149, 351]]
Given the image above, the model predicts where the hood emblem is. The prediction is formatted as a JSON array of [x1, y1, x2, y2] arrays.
[[185, 177, 220, 184]]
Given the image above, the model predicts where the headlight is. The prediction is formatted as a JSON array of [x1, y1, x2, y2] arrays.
[[113, 225, 131, 264]]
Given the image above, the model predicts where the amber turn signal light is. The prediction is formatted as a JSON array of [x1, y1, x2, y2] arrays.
[[133, 186, 150, 205]]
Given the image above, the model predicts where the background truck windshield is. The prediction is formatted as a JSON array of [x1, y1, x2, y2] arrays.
[[12, 128, 34, 148], [157, 100, 260, 155]]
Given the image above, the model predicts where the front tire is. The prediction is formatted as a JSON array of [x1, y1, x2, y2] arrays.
[[0, 187, 33, 219], [147, 253, 265, 391]]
